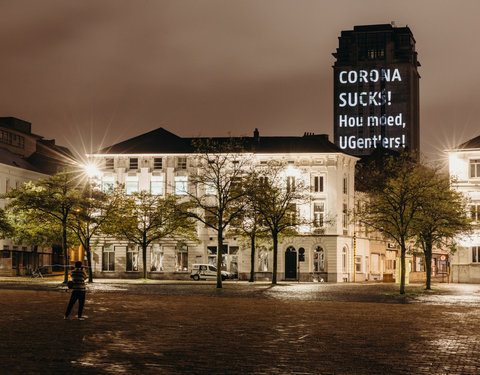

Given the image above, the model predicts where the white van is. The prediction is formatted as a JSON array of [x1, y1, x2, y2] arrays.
[[190, 264, 231, 281]]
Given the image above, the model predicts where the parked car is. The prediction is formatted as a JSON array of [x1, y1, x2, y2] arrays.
[[190, 264, 232, 281]]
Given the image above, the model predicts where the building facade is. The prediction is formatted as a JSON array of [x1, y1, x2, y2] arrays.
[[449, 135, 480, 283], [333, 23, 421, 157], [87, 128, 370, 282], [0, 117, 73, 276]]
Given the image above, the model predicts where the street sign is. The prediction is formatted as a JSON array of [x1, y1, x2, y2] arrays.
[[439, 261, 447, 265], [439, 255, 447, 262]]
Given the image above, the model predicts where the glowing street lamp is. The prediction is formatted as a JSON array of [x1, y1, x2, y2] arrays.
[[84, 163, 100, 178]]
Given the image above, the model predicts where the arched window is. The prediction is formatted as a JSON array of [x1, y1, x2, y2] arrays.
[[314, 246, 325, 272], [342, 246, 348, 273]]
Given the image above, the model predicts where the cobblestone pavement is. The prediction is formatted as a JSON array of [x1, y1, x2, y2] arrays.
[[2, 281, 480, 374]]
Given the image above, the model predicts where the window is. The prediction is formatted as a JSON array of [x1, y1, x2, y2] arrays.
[[174, 176, 188, 195], [355, 256, 362, 273], [177, 157, 187, 169], [343, 204, 348, 229], [129, 158, 138, 170], [342, 247, 347, 273], [287, 203, 297, 225], [150, 175, 164, 195], [287, 176, 295, 193], [150, 244, 164, 271], [473, 247, 480, 263], [313, 246, 325, 272], [470, 159, 480, 178], [343, 177, 348, 194], [102, 245, 115, 271], [205, 208, 217, 227], [126, 245, 139, 271], [205, 182, 217, 195], [175, 244, 188, 271], [153, 158, 163, 170], [257, 248, 268, 272], [102, 176, 114, 192], [313, 176, 324, 193], [5, 179, 9, 193], [125, 179, 138, 195], [371, 253, 380, 273], [313, 202, 325, 227], [470, 203, 480, 221], [105, 158, 114, 170]]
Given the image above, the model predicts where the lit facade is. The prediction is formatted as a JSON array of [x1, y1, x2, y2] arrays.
[[449, 135, 480, 283], [86, 128, 371, 282]]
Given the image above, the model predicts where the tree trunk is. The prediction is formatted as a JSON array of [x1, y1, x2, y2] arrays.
[[424, 240, 433, 290], [249, 235, 255, 282], [217, 228, 223, 288], [142, 243, 148, 280], [272, 232, 278, 284], [400, 241, 406, 295], [62, 219, 68, 284]]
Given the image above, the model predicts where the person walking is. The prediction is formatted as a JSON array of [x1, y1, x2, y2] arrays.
[[64, 261, 87, 320]]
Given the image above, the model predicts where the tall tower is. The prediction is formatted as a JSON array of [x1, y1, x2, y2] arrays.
[[333, 24, 420, 156]]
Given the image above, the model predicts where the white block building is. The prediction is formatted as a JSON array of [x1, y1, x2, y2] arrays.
[[448, 135, 480, 283], [87, 127, 368, 282]]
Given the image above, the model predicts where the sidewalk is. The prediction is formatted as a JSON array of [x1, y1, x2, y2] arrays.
[[2, 285, 480, 374]]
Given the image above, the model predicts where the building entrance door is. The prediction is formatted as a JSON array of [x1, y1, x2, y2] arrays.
[[285, 246, 297, 279]]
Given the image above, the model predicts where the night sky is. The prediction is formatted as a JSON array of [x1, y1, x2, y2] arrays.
[[1, 0, 479, 161]]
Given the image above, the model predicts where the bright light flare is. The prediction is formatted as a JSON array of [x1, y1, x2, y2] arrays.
[[84, 163, 100, 178]]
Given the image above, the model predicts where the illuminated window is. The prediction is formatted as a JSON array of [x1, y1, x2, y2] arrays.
[[313, 176, 324, 193], [129, 158, 138, 170], [470, 159, 480, 178], [313, 246, 325, 272], [286, 176, 295, 193], [150, 244, 164, 272], [126, 245, 139, 272], [257, 248, 268, 272], [175, 244, 188, 272], [470, 203, 480, 222], [174, 176, 188, 195], [472, 247, 480, 263], [150, 175, 164, 195], [313, 202, 325, 227], [125, 179, 138, 195], [355, 255, 362, 272], [102, 245, 115, 271]]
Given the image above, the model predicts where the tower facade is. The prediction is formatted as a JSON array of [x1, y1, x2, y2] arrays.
[[333, 24, 420, 156]]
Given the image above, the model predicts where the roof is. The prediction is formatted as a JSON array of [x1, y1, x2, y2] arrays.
[[94, 128, 346, 155], [0, 147, 42, 173], [458, 135, 480, 150]]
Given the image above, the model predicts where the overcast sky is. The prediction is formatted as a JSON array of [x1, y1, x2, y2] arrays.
[[1, 0, 479, 161]]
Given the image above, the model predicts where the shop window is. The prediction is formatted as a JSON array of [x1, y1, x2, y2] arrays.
[[313, 246, 325, 272], [175, 244, 188, 271], [150, 244, 164, 271], [126, 245, 139, 271], [102, 245, 115, 271]]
